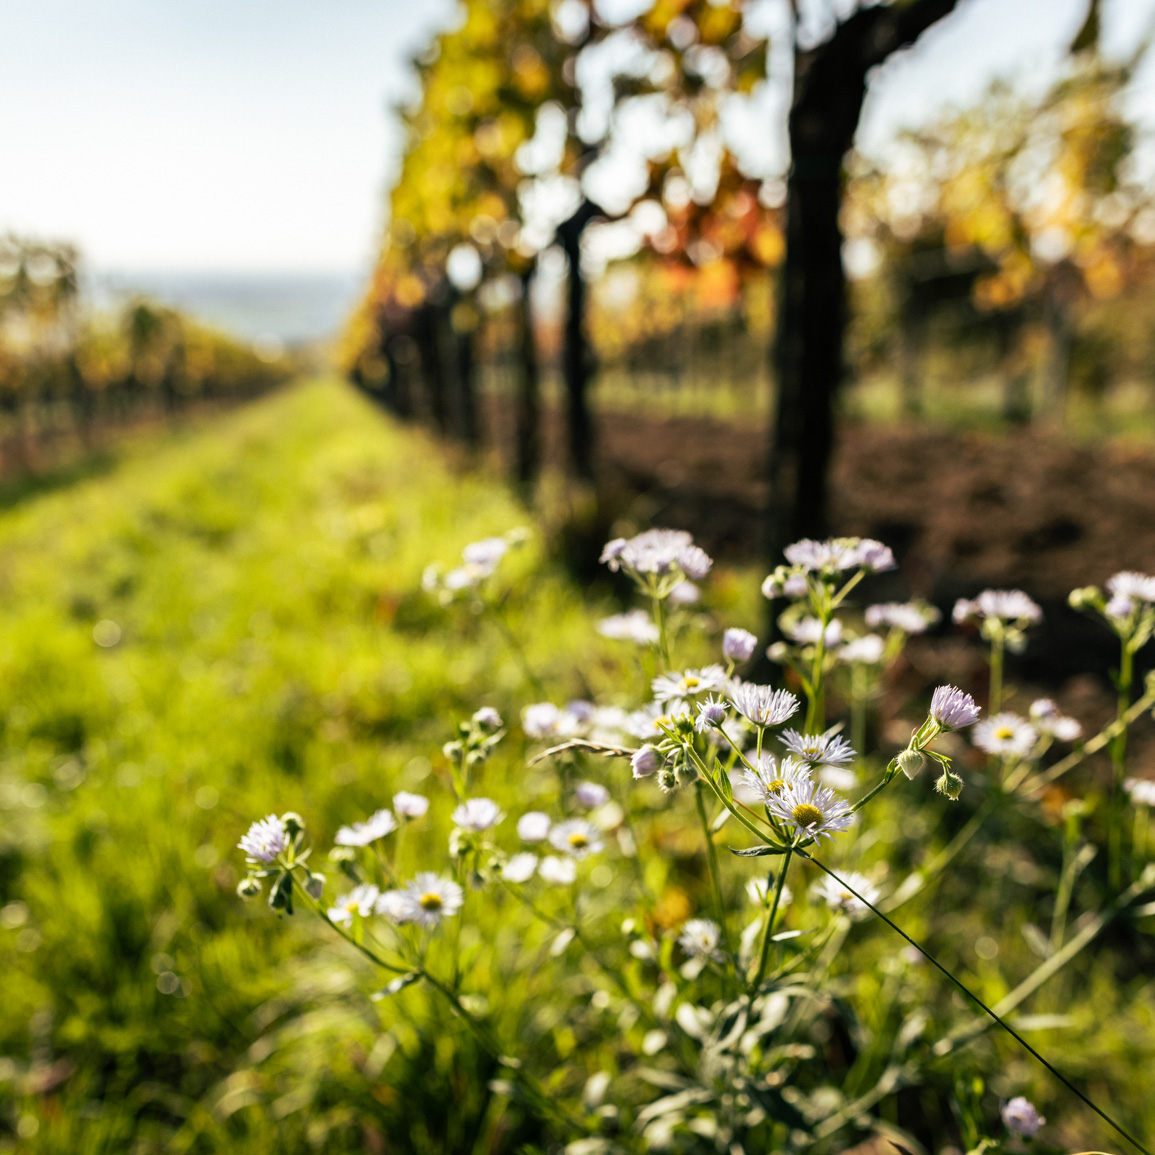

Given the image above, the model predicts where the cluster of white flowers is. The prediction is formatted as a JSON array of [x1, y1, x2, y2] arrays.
[[521, 699, 629, 745], [236, 525, 1153, 1148], [865, 601, 940, 635], [597, 608, 660, 645], [422, 528, 528, 600], [812, 871, 881, 920], [601, 528, 712, 582], [1124, 777, 1155, 806], [1104, 570, 1155, 619], [953, 589, 1043, 626]]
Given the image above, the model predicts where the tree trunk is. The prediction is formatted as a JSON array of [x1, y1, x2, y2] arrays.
[[514, 265, 542, 494], [1039, 272, 1075, 425], [768, 0, 959, 562], [414, 300, 449, 433], [557, 199, 603, 483], [451, 297, 481, 448]]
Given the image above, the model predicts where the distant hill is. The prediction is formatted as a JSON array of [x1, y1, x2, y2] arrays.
[[89, 269, 363, 346]]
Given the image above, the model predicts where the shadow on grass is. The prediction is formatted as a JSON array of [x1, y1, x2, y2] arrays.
[[0, 448, 120, 511]]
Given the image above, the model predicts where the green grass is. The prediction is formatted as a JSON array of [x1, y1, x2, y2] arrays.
[[0, 378, 676, 1152]]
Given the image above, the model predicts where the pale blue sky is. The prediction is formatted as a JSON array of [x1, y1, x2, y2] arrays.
[[1, 0, 1153, 274]]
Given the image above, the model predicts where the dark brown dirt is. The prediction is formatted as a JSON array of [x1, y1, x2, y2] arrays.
[[593, 412, 1155, 599]]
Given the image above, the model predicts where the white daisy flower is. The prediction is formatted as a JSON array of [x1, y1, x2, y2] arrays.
[[393, 873, 465, 928], [1028, 699, 1081, 741], [1124, 777, 1155, 807], [767, 778, 853, 841], [451, 798, 504, 832], [729, 683, 800, 728], [626, 699, 692, 739], [678, 918, 722, 959], [461, 537, 508, 573], [538, 855, 577, 885], [652, 665, 727, 702], [784, 617, 843, 647], [972, 713, 1037, 758], [668, 580, 700, 605], [522, 702, 562, 738], [818, 765, 860, 791], [238, 815, 287, 863], [574, 781, 610, 809], [839, 634, 885, 664], [782, 726, 856, 767], [741, 754, 811, 805], [392, 792, 429, 819], [930, 685, 981, 730], [335, 808, 398, 847], [813, 872, 879, 920], [328, 883, 380, 926], [746, 876, 793, 907], [548, 819, 604, 859], [502, 853, 539, 883], [517, 811, 551, 842], [597, 609, 659, 645]]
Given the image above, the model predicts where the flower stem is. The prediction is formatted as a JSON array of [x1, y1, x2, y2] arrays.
[[695, 781, 732, 959], [749, 844, 793, 993], [652, 594, 671, 671], [988, 632, 1005, 713], [798, 851, 1154, 1155]]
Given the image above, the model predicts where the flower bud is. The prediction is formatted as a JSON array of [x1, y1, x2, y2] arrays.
[[472, 706, 502, 731], [443, 740, 464, 761], [696, 699, 726, 730], [672, 714, 695, 739], [304, 873, 325, 900], [761, 573, 784, 599], [237, 875, 262, 899], [657, 766, 679, 793], [722, 628, 757, 663], [1068, 586, 1099, 610], [934, 768, 964, 801], [280, 812, 305, 837], [631, 745, 661, 779], [897, 749, 925, 780]]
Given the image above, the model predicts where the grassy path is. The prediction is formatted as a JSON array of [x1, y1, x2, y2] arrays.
[[0, 378, 614, 1153]]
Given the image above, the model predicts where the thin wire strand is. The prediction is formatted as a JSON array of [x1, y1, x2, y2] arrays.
[[800, 850, 1152, 1155]]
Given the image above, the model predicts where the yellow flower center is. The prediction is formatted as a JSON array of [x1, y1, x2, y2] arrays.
[[682, 675, 700, 690], [419, 892, 443, 911], [792, 803, 824, 827], [655, 714, 672, 728], [996, 727, 1014, 740], [767, 778, 786, 793], [568, 831, 589, 849]]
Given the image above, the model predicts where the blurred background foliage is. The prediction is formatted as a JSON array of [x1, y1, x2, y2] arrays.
[[0, 235, 292, 476]]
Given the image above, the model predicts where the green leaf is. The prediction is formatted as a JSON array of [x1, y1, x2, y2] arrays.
[[713, 758, 733, 804], [729, 844, 788, 857]]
